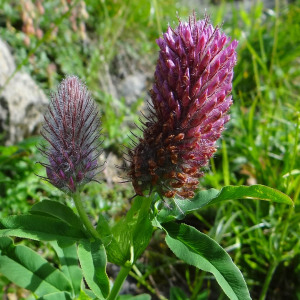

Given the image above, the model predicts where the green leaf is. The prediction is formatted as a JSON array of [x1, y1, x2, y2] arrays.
[[78, 289, 97, 299], [96, 214, 125, 266], [157, 185, 293, 223], [37, 292, 72, 300], [51, 241, 82, 297], [0, 236, 13, 249], [208, 185, 293, 206], [80, 289, 97, 299], [0, 214, 87, 243], [113, 196, 153, 263], [0, 239, 73, 297], [77, 239, 110, 299], [157, 189, 219, 223], [31, 200, 85, 231], [97, 197, 153, 266], [117, 294, 151, 300], [163, 222, 251, 300], [96, 214, 114, 247]]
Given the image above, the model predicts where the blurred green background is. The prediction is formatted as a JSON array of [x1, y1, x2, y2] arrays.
[[0, 0, 299, 299]]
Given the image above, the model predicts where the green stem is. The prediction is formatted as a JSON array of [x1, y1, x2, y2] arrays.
[[258, 262, 278, 300], [72, 191, 102, 241], [107, 266, 132, 300]]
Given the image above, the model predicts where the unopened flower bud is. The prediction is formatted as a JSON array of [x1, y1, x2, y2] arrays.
[[38, 76, 102, 193]]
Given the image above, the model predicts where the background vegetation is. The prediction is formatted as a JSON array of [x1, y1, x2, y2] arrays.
[[0, 0, 299, 299]]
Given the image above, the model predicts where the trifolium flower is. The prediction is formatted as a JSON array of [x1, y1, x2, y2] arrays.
[[127, 14, 238, 199], [38, 76, 102, 193]]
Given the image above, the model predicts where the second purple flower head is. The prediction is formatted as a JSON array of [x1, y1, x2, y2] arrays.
[[38, 76, 102, 193], [128, 14, 238, 199]]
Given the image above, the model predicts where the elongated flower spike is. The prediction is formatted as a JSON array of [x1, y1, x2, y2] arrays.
[[128, 14, 238, 199], [38, 76, 102, 193]]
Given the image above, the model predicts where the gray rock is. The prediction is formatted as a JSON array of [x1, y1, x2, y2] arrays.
[[0, 39, 48, 145], [0, 39, 15, 86], [117, 72, 147, 106]]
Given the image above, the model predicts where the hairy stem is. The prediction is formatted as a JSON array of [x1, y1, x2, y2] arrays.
[[107, 266, 132, 300], [72, 191, 102, 241]]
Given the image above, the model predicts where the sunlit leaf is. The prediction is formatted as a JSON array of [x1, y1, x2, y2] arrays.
[[157, 185, 293, 223], [37, 292, 72, 300], [0, 214, 87, 243], [0, 237, 72, 297], [77, 239, 109, 299], [163, 222, 251, 300], [117, 294, 151, 300], [31, 200, 85, 231], [98, 197, 153, 266], [51, 241, 82, 297]]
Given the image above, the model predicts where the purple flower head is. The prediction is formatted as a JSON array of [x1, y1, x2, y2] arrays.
[[38, 76, 102, 193], [128, 14, 238, 199]]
